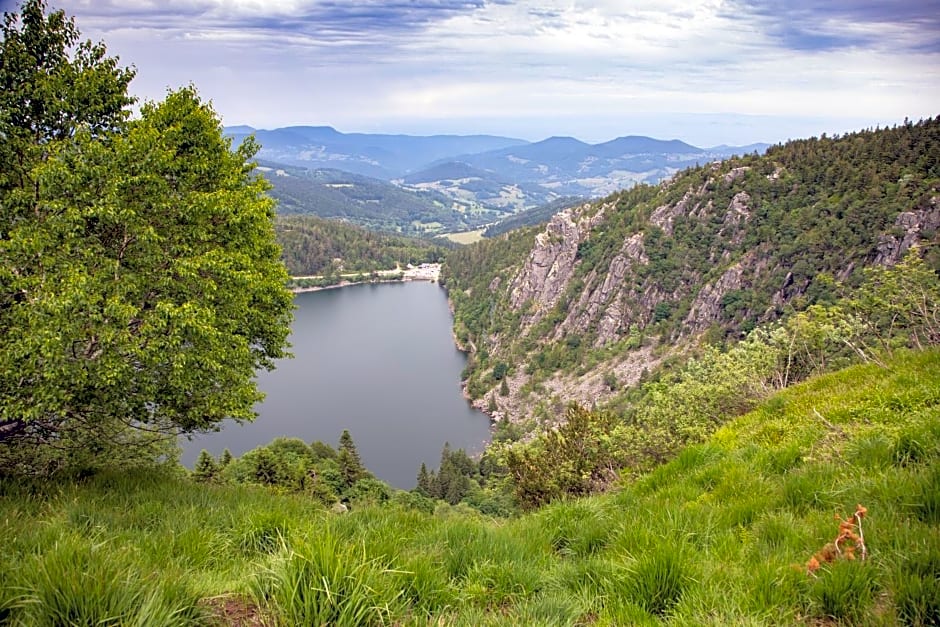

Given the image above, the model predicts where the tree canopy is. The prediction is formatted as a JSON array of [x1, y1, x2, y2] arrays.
[[0, 0, 293, 476]]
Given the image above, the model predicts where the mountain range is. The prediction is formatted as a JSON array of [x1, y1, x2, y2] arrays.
[[228, 126, 770, 227]]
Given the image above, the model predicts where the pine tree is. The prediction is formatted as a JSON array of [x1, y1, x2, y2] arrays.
[[192, 450, 218, 483], [416, 462, 432, 496], [219, 448, 233, 467], [499, 378, 510, 396], [337, 429, 366, 487]]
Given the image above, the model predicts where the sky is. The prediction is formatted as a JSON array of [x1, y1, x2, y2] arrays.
[[7, 0, 940, 146]]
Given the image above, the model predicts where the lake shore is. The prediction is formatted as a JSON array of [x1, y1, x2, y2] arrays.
[[290, 263, 441, 293]]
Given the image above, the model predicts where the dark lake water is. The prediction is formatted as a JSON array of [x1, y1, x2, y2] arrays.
[[180, 281, 492, 489]]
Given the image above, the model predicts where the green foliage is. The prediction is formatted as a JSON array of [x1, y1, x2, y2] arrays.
[[502, 405, 619, 508], [338, 429, 367, 488], [8, 538, 205, 626], [419, 442, 480, 506], [0, 350, 937, 625], [252, 533, 408, 626], [483, 196, 584, 237], [192, 450, 219, 483], [626, 545, 691, 618], [445, 119, 940, 394], [263, 162, 494, 235], [276, 213, 448, 278], [0, 1, 293, 477], [808, 560, 877, 622]]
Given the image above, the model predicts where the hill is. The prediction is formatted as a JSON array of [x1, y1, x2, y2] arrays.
[[229, 126, 767, 221], [404, 134, 770, 205], [443, 118, 940, 423], [483, 196, 585, 237], [227, 126, 528, 179], [274, 214, 449, 278], [2, 350, 937, 625], [256, 161, 509, 234]]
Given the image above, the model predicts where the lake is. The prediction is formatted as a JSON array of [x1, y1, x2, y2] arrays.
[[180, 281, 492, 489]]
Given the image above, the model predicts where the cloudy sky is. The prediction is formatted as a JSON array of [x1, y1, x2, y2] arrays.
[[13, 0, 940, 146]]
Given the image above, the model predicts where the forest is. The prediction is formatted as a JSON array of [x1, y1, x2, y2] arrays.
[[275, 214, 449, 277]]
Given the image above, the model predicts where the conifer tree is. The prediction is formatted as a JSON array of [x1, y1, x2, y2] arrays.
[[416, 462, 432, 496], [337, 429, 366, 487], [219, 448, 233, 467], [192, 450, 218, 483]]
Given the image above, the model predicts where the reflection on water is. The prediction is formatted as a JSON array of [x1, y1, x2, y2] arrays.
[[181, 281, 491, 489]]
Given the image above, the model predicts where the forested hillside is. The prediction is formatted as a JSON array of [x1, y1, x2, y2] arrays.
[[275, 214, 448, 277], [444, 119, 940, 425], [258, 161, 506, 235], [483, 196, 585, 237]]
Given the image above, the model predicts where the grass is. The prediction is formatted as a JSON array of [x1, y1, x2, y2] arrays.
[[442, 228, 487, 245], [1, 349, 938, 625]]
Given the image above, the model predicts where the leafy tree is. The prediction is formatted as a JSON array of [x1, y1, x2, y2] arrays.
[[337, 429, 367, 487], [309, 440, 338, 461], [0, 1, 293, 476]]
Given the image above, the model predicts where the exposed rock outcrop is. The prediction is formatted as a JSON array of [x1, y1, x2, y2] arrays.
[[683, 258, 749, 331], [874, 197, 940, 265], [508, 203, 605, 325], [557, 233, 648, 344]]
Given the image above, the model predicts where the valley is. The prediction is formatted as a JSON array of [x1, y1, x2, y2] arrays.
[[235, 125, 769, 234], [2, 2, 938, 624]]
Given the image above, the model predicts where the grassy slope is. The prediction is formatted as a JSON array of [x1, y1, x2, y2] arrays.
[[2, 350, 938, 625]]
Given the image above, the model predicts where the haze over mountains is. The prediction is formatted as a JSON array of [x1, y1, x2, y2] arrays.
[[228, 125, 770, 233]]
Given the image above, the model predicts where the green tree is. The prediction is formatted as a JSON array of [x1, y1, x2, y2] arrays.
[[0, 0, 134, 201], [218, 448, 233, 468], [192, 450, 218, 483], [337, 429, 367, 487], [0, 2, 293, 476], [416, 462, 432, 496]]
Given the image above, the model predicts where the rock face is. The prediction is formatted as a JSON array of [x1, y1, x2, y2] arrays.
[[508, 203, 605, 326], [499, 170, 937, 360], [683, 259, 748, 330], [452, 121, 940, 428], [556, 233, 648, 345], [875, 197, 940, 266]]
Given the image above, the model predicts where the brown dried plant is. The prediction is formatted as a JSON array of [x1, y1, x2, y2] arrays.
[[805, 504, 868, 577]]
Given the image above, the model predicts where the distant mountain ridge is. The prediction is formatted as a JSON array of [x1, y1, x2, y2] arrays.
[[228, 125, 527, 179], [227, 125, 770, 224]]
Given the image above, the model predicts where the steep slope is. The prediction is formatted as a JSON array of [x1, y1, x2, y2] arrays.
[[443, 118, 940, 422], [3, 351, 937, 625]]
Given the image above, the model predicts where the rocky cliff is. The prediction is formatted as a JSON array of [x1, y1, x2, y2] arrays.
[[443, 118, 940, 428]]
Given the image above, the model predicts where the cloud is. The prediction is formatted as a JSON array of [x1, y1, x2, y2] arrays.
[[27, 0, 940, 145], [730, 0, 940, 52]]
